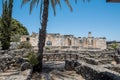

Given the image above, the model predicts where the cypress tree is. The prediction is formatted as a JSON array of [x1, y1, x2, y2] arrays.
[[0, 0, 13, 50]]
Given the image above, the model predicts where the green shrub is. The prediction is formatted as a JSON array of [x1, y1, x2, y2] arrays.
[[18, 41, 32, 49], [45, 47, 50, 51], [111, 42, 118, 50], [28, 52, 39, 66]]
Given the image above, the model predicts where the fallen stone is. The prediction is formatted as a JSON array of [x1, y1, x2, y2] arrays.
[[20, 62, 33, 71], [75, 61, 120, 80], [65, 60, 80, 71]]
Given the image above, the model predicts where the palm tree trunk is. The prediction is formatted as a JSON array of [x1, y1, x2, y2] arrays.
[[33, 0, 49, 72]]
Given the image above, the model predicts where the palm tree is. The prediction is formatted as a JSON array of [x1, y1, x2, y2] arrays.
[[22, 0, 90, 72], [21, 0, 73, 72]]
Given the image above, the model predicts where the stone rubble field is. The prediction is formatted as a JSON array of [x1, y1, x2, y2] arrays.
[[0, 49, 120, 80]]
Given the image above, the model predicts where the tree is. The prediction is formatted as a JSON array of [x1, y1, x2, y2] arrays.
[[0, 0, 13, 50], [0, 17, 1, 46], [0, 16, 28, 50], [10, 18, 29, 42], [22, 0, 73, 72], [0, 17, 29, 42], [22, 0, 89, 72]]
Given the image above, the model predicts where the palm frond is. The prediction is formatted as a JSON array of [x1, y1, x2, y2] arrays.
[[21, 0, 30, 8], [21, 0, 76, 16], [83, 0, 91, 3], [64, 0, 73, 12], [30, 0, 39, 14], [88, 0, 90, 2], [75, 0, 77, 4], [51, 0, 56, 16], [55, 0, 61, 8], [36, 0, 40, 7], [51, 0, 62, 16]]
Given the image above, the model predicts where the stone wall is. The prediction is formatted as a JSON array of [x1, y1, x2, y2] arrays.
[[21, 32, 107, 50], [75, 61, 120, 80], [96, 38, 106, 49]]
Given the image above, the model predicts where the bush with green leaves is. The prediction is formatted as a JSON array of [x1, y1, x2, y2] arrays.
[[45, 46, 50, 51], [18, 41, 32, 49], [111, 42, 118, 50], [28, 52, 39, 66]]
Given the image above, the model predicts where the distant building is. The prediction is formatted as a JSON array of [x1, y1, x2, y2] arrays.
[[20, 32, 107, 50]]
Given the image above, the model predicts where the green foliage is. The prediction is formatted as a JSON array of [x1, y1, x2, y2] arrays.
[[0, 17, 28, 40], [11, 18, 29, 36], [10, 18, 29, 42], [21, 0, 73, 17], [0, 17, 29, 42], [45, 46, 50, 51], [11, 34, 21, 42], [18, 41, 32, 49], [111, 42, 118, 49], [28, 52, 39, 66], [0, 0, 13, 50]]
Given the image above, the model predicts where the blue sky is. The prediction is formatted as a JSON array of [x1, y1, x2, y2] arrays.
[[0, 0, 120, 41]]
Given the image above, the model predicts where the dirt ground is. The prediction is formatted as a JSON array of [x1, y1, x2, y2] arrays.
[[32, 61, 85, 80]]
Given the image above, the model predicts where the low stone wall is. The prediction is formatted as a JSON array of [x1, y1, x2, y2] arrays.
[[79, 56, 99, 65], [2, 62, 33, 80], [114, 55, 120, 64], [79, 56, 114, 65], [75, 61, 120, 80], [65, 60, 80, 71], [0, 49, 30, 72], [43, 53, 78, 61], [101, 64, 120, 74]]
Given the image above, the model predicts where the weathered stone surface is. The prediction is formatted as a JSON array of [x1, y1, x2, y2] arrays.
[[0, 54, 14, 72], [75, 61, 120, 80], [20, 62, 33, 71], [65, 60, 80, 70], [1, 49, 120, 80], [0, 68, 32, 80], [14, 56, 25, 64], [114, 55, 120, 64], [102, 64, 120, 73], [20, 69, 32, 80], [0, 69, 32, 80]]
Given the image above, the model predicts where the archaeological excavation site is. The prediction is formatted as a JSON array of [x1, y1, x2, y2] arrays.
[[0, 48, 120, 80]]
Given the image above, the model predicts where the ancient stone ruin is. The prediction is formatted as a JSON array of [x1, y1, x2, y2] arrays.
[[0, 49, 120, 80], [21, 32, 107, 50]]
